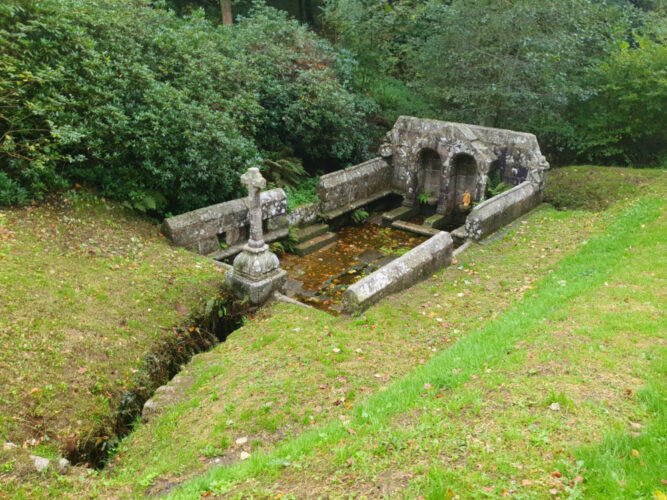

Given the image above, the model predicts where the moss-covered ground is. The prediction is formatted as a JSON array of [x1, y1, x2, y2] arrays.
[[0, 166, 664, 498]]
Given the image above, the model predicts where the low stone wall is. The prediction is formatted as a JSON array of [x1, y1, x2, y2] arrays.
[[286, 202, 321, 227], [162, 188, 287, 255], [317, 157, 394, 219], [341, 231, 453, 314], [464, 181, 542, 241]]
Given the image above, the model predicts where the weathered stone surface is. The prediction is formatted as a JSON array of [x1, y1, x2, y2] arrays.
[[465, 181, 542, 241], [162, 188, 287, 256], [423, 213, 447, 229], [2, 442, 18, 450], [317, 158, 393, 217], [56, 458, 70, 474], [226, 168, 287, 305], [142, 374, 196, 423], [295, 231, 337, 256], [286, 202, 321, 227], [381, 205, 418, 226], [391, 220, 441, 237], [30, 455, 50, 473], [294, 223, 330, 243], [342, 231, 453, 314], [384, 116, 549, 214]]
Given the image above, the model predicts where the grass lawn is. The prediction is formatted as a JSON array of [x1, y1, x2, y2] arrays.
[[0, 166, 664, 498], [0, 192, 225, 475]]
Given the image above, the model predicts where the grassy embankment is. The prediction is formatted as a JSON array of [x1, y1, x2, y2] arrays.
[[0, 192, 225, 476], [1, 166, 665, 498]]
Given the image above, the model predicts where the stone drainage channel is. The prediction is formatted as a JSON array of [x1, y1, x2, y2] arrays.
[[68, 298, 250, 469]]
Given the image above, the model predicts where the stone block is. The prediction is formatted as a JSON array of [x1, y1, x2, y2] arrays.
[[162, 188, 287, 255], [295, 223, 330, 243], [342, 231, 453, 314], [381, 205, 418, 226], [423, 213, 448, 229], [465, 181, 542, 240], [295, 232, 337, 256]]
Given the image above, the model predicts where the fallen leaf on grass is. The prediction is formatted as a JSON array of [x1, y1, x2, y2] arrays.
[[77, 367, 87, 375], [631, 449, 640, 457], [347, 428, 356, 435], [521, 479, 532, 486], [551, 470, 562, 478]]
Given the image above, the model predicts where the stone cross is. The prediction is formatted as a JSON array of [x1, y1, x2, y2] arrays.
[[240, 167, 267, 249]]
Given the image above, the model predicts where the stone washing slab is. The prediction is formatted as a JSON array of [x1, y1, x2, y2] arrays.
[[295, 231, 337, 256], [162, 188, 287, 254], [341, 231, 453, 314], [381, 205, 419, 226], [295, 223, 330, 243], [391, 220, 442, 237], [465, 181, 542, 241]]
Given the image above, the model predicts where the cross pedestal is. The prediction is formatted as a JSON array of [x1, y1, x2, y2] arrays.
[[226, 168, 286, 304]]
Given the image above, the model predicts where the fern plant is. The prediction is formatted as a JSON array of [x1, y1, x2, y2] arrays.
[[351, 208, 369, 224]]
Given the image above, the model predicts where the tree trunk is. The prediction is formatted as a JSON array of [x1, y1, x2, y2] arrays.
[[220, 0, 232, 25]]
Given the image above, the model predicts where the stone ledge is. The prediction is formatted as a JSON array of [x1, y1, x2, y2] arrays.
[[341, 231, 453, 314], [465, 181, 542, 241]]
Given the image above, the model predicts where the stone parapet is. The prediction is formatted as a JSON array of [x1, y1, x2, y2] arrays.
[[317, 158, 393, 217], [162, 188, 287, 256], [341, 231, 453, 314], [465, 181, 542, 241]]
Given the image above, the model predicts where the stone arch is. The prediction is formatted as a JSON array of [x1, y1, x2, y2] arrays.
[[447, 153, 478, 214], [416, 148, 443, 204]]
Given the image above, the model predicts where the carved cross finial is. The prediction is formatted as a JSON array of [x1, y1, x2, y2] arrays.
[[241, 167, 266, 195], [241, 167, 266, 249]]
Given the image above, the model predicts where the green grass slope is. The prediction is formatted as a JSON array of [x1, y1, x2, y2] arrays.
[[0, 166, 664, 498], [0, 192, 224, 484]]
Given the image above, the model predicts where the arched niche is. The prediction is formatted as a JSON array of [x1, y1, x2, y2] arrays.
[[417, 148, 443, 204], [448, 153, 478, 214]]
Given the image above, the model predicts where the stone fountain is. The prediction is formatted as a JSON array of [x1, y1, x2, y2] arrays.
[[226, 168, 286, 305]]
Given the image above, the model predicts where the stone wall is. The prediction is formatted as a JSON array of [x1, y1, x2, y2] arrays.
[[464, 181, 542, 241], [316, 157, 394, 219], [383, 117, 549, 214], [286, 202, 321, 227], [162, 188, 287, 256], [341, 231, 453, 314]]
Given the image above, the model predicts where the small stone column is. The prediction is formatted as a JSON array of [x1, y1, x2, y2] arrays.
[[226, 168, 286, 305]]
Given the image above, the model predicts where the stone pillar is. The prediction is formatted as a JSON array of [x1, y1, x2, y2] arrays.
[[226, 168, 286, 305]]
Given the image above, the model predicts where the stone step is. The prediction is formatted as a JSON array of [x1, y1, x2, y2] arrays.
[[294, 223, 330, 243], [391, 220, 441, 237], [381, 205, 418, 226], [295, 232, 337, 257]]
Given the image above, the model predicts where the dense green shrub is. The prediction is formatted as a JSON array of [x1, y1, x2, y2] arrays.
[[0, 0, 376, 213]]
